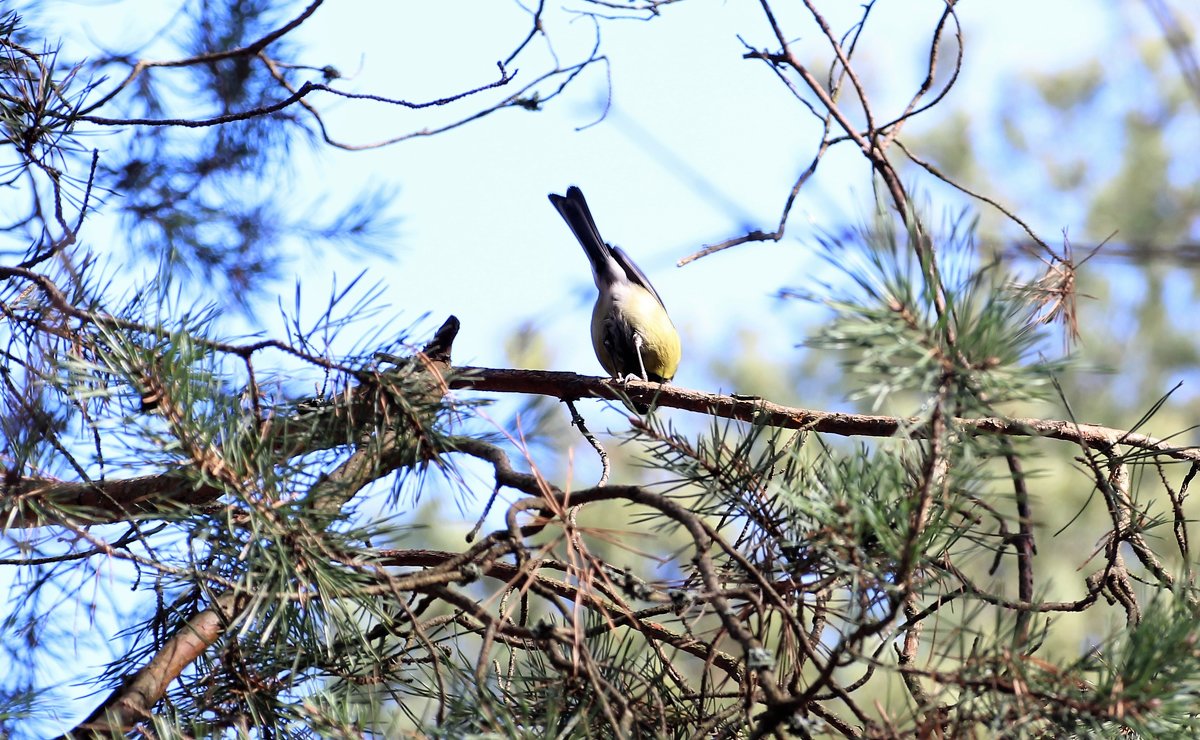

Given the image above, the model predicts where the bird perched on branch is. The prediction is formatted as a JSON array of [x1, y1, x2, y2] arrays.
[[548, 186, 682, 394]]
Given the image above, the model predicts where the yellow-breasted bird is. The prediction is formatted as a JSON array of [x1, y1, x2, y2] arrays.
[[548, 186, 682, 388]]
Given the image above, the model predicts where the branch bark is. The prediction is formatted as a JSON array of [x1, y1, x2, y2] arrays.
[[11, 363, 1196, 529]]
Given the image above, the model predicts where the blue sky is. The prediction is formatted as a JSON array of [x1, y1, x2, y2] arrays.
[[50, 0, 1128, 397], [294, 0, 1131, 398]]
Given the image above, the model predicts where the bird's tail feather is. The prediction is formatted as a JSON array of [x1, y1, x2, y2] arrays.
[[548, 186, 617, 284]]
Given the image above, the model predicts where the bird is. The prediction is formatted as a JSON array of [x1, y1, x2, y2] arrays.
[[548, 186, 682, 395]]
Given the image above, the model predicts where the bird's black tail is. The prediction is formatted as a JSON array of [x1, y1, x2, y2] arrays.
[[548, 186, 617, 284]]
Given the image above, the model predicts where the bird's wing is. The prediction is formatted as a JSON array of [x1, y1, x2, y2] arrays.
[[607, 243, 668, 310]]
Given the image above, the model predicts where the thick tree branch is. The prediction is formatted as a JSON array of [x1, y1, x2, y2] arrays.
[[453, 367, 1200, 462], [55, 592, 247, 739], [10, 363, 1196, 529]]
